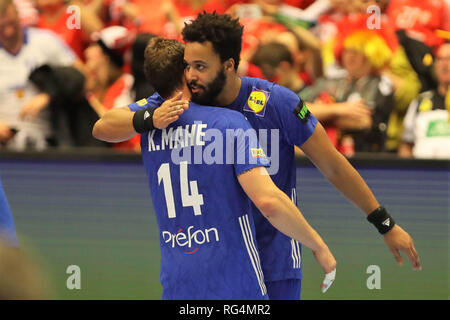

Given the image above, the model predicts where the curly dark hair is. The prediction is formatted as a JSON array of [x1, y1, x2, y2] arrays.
[[144, 37, 185, 99], [182, 11, 244, 70]]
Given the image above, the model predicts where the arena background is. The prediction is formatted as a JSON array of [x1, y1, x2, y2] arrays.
[[1, 150, 448, 300]]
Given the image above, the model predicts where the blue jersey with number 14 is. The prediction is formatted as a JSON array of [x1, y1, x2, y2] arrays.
[[129, 100, 270, 299], [133, 78, 318, 283]]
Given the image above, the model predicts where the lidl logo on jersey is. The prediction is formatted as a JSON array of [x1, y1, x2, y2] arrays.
[[136, 98, 148, 107], [251, 148, 266, 158], [244, 88, 270, 117], [162, 226, 220, 254]]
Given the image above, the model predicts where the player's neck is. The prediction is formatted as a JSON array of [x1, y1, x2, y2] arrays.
[[168, 85, 190, 100], [181, 85, 191, 100], [214, 73, 241, 107]]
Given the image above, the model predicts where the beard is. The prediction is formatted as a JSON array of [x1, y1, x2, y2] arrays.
[[188, 66, 227, 106]]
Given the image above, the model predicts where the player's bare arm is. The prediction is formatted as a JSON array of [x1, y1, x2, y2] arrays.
[[238, 166, 337, 277], [300, 122, 421, 270], [92, 107, 135, 143], [92, 93, 189, 143]]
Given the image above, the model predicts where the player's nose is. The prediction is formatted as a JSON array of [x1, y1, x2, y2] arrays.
[[184, 65, 198, 82]]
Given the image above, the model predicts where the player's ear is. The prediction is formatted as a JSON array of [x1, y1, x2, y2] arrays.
[[224, 58, 235, 72]]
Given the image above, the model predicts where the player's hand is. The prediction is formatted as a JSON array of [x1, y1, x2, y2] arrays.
[[153, 92, 189, 129], [383, 224, 421, 270], [312, 245, 337, 293], [321, 268, 336, 294]]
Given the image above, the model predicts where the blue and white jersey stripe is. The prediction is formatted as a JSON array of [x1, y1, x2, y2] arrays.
[[239, 214, 267, 296], [290, 188, 301, 269]]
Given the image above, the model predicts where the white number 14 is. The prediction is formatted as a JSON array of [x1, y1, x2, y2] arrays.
[[157, 161, 204, 218]]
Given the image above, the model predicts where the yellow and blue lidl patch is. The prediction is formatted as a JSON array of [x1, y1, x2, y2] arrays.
[[244, 88, 270, 117], [136, 98, 148, 107]]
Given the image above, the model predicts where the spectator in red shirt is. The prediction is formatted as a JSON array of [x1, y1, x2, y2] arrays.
[[36, 0, 103, 59], [387, 0, 450, 49], [158, 0, 228, 39], [101, 0, 227, 40]]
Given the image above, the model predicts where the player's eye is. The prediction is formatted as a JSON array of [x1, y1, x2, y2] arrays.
[[196, 64, 206, 71]]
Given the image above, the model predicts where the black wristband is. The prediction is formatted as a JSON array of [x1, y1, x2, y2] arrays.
[[133, 107, 158, 133], [367, 206, 395, 235]]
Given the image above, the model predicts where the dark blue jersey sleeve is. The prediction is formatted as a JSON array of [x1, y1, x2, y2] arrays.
[[227, 113, 271, 176], [271, 84, 317, 147], [128, 93, 164, 111]]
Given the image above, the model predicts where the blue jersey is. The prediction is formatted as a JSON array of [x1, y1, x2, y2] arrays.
[[0, 176, 18, 247], [134, 78, 317, 282], [225, 77, 317, 281], [129, 101, 270, 299]]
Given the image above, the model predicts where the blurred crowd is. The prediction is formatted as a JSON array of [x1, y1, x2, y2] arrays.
[[0, 0, 449, 158]]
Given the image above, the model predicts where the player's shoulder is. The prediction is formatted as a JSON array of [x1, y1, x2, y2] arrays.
[[128, 92, 163, 111], [242, 76, 297, 94], [242, 77, 275, 99], [241, 76, 275, 91], [242, 77, 301, 105], [190, 103, 249, 130]]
